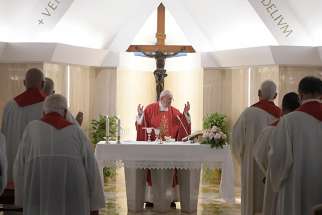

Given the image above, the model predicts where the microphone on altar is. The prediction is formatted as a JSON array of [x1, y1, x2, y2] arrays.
[[176, 115, 189, 139], [176, 115, 203, 142]]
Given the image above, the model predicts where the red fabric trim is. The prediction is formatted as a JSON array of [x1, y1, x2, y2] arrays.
[[14, 88, 46, 107], [147, 170, 152, 186], [297, 101, 322, 121], [41, 112, 73, 129], [252, 100, 282, 118]]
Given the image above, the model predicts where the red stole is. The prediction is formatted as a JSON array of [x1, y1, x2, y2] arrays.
[[41, 112, 73, 129], [252, 100, 281, 118], [297, 101, 322, 121], [14, 88, 46, 107]]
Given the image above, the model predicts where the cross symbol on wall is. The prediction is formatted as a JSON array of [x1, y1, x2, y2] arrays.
[[38, 19, 44, 25]]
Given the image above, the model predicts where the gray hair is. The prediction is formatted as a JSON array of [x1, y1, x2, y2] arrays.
[[43, 94, 67, 116], [159, 90, 173, 99], [43, 77, 54, 95], [260, 80, 277, 100], [25, 68, 44, 89]]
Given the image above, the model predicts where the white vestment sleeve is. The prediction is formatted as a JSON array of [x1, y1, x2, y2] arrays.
[[268, 118, 293, 192], [13, 129, 28, 207], [231, 113, 246, 163], [0, 133, 7, 194], [253, 127, 273, 174], [79, 130, 105, 210]]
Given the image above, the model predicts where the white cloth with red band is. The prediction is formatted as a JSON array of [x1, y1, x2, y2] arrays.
[[269, 99, 322, 215], [232, 106, 280, 215], [1, 100, 44, 182], [14, 120, 105, 215]]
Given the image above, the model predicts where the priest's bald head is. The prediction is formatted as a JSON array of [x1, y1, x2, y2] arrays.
[[298, 76, 322, 102], [43, 94, 67, 117], [258, 80, 277, 101], [159, 90, 173, 108], [24, 68, 45, 90], [43, 77, 55, 95]]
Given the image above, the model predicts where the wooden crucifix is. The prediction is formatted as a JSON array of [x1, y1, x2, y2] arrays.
[[126, 3, 195, 100]]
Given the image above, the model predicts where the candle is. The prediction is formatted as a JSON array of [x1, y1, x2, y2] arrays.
[[106, 115, 109, 143]]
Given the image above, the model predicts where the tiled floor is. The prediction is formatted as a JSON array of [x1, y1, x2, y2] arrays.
[[99, 168, 241, 215]]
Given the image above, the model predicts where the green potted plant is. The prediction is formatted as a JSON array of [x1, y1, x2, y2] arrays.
[[201, 113, 229, 148], [90, 115, 118, 144], [90, 115, 118, 181], [201, 113, 229, 185]]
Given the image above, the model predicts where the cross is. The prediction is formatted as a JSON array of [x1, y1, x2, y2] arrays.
[[126, 3, 195, 100], [38, 19, 44, 25]]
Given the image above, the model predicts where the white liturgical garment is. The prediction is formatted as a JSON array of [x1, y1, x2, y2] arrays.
[[1, 100, 43, 181], [232, 102, 280, 215], [13, 120, 105, 215], [254, 126, 277, 215], [0, 132, 7, 195], [269, 100, 322, 215]]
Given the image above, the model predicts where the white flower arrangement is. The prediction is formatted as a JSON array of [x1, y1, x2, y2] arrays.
[[202, 125, 227, 148]]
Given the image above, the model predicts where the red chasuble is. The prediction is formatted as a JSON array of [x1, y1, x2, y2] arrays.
[[14, 88, 46, 107], [252, 100, 282, 118], [136, 102, 191, 186], [136, 102, 191, 141], [297, 101, 322, 121], [41, 112, 73, 129]]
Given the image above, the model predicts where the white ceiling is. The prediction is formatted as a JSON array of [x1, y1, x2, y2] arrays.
[[1, 0, 321, 50], [0, 0, 321, 67]]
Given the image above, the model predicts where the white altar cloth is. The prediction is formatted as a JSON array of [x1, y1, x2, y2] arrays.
[[95, 141, 235, 203]]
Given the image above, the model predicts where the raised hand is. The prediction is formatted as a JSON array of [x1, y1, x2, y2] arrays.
[[183, 101, 190, 113], [137, 104, 144, 117], [75, 112, 84, 126]]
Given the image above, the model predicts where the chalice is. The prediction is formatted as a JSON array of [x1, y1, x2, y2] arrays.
[[145, 127, 153, 142], [154, 128, 162, 144]]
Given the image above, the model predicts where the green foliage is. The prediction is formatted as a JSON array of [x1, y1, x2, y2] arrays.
[[202, 113, 229, 148], [90, 115, 118, 144], [201, 113, 228, 182], [203, 113, 229, 139], [103, 166, 116, 179], [90, 115, 118, 179]]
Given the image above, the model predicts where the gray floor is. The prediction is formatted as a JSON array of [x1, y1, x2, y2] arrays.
[[99, 168, 241, 215]]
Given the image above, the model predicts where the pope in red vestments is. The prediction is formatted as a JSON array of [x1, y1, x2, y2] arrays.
[[136, 90, 191, 142], [135, 90, 191, 207]]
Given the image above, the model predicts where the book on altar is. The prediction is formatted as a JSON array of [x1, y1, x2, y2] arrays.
[[182, 130, 203, 142]]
